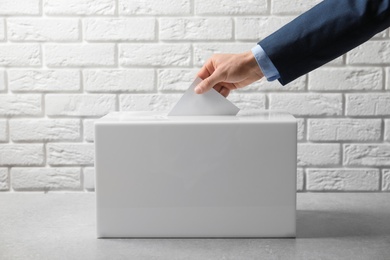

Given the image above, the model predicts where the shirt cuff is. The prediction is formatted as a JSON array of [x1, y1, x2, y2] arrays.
[[251, 44, 280, 81]]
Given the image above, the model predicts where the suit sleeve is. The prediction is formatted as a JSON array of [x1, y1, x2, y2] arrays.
[[259, 0, 390, 85]]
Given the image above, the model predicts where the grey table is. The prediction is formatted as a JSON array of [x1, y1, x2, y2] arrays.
[[0, 193, 389, 260]]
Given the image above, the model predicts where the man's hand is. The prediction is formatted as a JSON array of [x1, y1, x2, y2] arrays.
[[195, 51, 264, 97]]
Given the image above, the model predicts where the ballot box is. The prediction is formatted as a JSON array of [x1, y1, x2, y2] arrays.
[[94, 110, 297, 238]]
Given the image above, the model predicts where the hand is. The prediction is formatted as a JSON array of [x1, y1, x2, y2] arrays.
[[195, 51, 264, 97]]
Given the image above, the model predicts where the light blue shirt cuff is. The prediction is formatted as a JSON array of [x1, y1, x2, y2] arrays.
[[251, 44, 280, 81]]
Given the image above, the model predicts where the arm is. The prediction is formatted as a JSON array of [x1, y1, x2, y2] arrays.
[[260, 0, 390, 85], [196, 0, 390, 94]]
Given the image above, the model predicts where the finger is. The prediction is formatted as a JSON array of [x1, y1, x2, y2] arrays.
[[213, 83, 223, 93], [194, 69, 225, 94], [196, 58, 214, 80], [220, 87, 230, 98], [221, 82, 238, 91]]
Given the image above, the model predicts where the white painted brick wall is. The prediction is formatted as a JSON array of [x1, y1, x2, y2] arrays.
[[385, 120, 390, 141], [344, 144, 390, 166], [269, 94, 343, 116], [8, 70, 80, 92], [12, 168, 81, 191], [83, 167, 95, 190], [158, 69, 198, 92], [10, 119, 80, 141], [47, 143, 94, 166], [308, 68, 383, 91], [0, 95, 42, 116], [84, 18, 155, 41], [298, 143, 341, 167], [44, 0, 115, 16], [307, 168, 380, 191], [383, 169, 390, 191], [235, 17, 294, 40], [119, 44, 191, 67], [271, 0, 321, 14], [0, 0, 389, 192], [1, 0, 40, 15], [84, 69, 155, 92], [83, 119, 96, 142], [0, 144, 44, 166], [0, 168, 8, 191], [8, 18, 80, 42], [346, 94, 390, 116], [119, 0, 191, 15], [120, 94, 181, 111], [347, 40, 390, 65], [0, 19, 5, 41], [0, 120, 7, 142], [46, 94, 116, 116], [296, 168, 304, 191], [308, 119, 382, 141], [160, 18, 233, 40], [0, 70, 5, 92], [195, 0, 267, 15], [45, 44, 116, 67], [0, 44, 41, 66]]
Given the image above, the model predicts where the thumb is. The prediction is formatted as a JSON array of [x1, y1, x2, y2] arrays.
[[194, 71, 224, 94]]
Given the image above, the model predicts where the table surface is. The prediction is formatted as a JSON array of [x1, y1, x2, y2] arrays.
[[0, 193, 389, 260]]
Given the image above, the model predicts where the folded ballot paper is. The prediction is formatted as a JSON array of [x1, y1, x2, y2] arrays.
[[168, 77, 240, 116]]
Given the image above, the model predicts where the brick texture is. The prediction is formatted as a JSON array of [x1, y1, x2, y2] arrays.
[[0, 70, 5, 91], [47, 143, 94, 166], [0, 144, 44, 166], [160, 18, 233, 40], [0, 0, 389, 192], [10, 119, 80, 141], [0, 168, 8, 191], [269, 94, 343, 116], [46, 94, 116, 116], [308, 119, 381, 141], [0, 20, 4, 41], [84, 18, 155, 41], [307, 168, 380, 191], [1, 0, 40, 15], [298, 143, 341, 166], [119, 44, 191, 67], [347, 40, 390, 65], [0, 120, 7, 142], [346, 94, 390, 116], [0, 44, 41, 67], [8, 70, 80, 92], [44, 0, 115, 15], [309, 68, 383, 91], [383, 169, 390, 191], [84, 69, 154, 92], [45, 44, 115, 67], [344, 144, 390, 166], [12, 168, 81, 191], [83, 167, 95, 191], [119, 0, 190, 15], [8, 18, 79, 42], [195, 0, 267, 14]]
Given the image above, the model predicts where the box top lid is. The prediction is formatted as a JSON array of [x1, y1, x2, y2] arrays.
[[96, 110, 296, 123]]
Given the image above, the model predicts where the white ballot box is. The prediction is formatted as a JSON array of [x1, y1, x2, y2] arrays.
[[94, 110, 297, 238]]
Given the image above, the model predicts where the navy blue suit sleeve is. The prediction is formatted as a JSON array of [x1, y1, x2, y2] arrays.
[[259, 0, 390, 85]]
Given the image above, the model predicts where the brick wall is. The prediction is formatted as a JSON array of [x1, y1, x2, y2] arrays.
[[0, 0, 389, 192]]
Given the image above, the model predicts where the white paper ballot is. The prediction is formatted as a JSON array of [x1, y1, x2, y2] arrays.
[[168, 77, 240, 116]]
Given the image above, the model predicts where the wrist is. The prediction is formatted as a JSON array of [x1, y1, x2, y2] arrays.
[[243, 51, 264, 78]]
